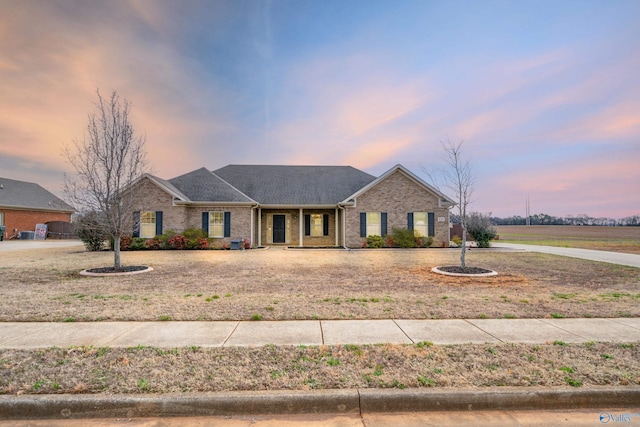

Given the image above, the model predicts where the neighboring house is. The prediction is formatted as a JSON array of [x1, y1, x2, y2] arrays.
[[0, 177, 74, 239], [130, 164, 455, 248]]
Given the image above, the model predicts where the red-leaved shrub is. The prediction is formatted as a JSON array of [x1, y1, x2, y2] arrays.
[[167, 234, 188, 250]]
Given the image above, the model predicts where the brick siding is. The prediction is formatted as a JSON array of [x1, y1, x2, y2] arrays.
[[344, 169, 450, 247], [132, 177, 253, 248]]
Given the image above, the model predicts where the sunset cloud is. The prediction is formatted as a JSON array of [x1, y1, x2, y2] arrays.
[[1, 0, 638, 218]]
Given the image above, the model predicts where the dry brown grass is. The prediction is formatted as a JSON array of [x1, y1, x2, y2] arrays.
[[0, 245, 638, 322], [497, 225, 640, 254], [1, 244, 639, 394], [2, 342, 639, 394]]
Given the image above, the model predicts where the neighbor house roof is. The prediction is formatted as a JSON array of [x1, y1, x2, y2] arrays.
[[0, 177, 74, 212], [213, 165, 377, 206]]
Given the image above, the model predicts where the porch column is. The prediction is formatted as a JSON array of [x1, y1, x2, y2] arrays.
[[299, 208, 303, 247], [335, 207, 339, 246], [343, 207, 347, 248], [258, 208, 262, 247], [250, 206, 254, 247]]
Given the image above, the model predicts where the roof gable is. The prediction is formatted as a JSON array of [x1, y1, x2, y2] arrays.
[[168, 167, 255, 203], [213, 165, 376, 205], [342, 164, 455, 206], [0, 177, 74, 212]]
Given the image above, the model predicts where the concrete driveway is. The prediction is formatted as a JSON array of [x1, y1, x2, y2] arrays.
[[492, 242, 640, 268], [0, 239, 84, 251]]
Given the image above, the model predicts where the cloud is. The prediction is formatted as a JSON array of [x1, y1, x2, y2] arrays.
[[0, 1, 240, 184]]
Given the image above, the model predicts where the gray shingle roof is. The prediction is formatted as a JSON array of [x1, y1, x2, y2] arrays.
[[0, 177, 74, 212], [213, 165, 376, 205], [169, 168, 254, 203]]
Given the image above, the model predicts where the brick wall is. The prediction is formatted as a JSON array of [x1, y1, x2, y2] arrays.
[[188, 206, 253, 248], [0, 209, 71, 239], [131, 177, 254, 247], [344, 169, 451, 247], [301, 209, 338, 247], [131, 178, 188, 233]]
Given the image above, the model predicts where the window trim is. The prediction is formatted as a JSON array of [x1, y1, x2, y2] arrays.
[[140, 211, 156, 238], [209, 211, 225, 238], [413, 212, 429, 238]]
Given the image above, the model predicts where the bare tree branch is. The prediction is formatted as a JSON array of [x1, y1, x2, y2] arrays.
[[424, 139, 475, 269], [63, 89, 148, 270]]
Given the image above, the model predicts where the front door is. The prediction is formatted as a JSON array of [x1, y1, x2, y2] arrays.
[[273, 215, 286, 243]]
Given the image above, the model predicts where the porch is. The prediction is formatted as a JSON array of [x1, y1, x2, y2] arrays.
[[256, 207, 343, 247]]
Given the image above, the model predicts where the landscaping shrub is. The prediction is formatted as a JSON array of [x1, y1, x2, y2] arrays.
[[416, 236, 434, 248], [466, 212, 497, 248], [384, 235, 395, 247], [391, 227, 417, 248], [157, 230, 176, 249], [145, 238, 161, 250], [130, 237, 147, 250], [167, 234, 188, 250], [366, 235, 384, 248], [119, 235, 132, 251], [183, 228, 209, 249], [197, 238, 209, 249], [73, 212, 108, 251]]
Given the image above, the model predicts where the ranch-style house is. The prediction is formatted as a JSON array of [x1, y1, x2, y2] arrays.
[[130, 164, 455, 248]]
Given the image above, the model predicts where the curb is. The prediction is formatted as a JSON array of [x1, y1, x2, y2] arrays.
[[1, 387, 638, 420]]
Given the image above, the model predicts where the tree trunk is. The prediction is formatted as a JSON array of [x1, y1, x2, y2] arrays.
[[114, 235, 122, 271], [460, 228, 467, 270]]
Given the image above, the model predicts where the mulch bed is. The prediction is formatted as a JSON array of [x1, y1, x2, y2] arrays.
[[85, 266, 149, 274], [436, 266, 495, 275]]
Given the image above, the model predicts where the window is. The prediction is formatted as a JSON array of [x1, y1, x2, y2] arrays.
[[209, 211, 224, 238], [366, 212, 381, 236], [140, 211, 156, 238], [310, 214, 323, 236], [413, 212, 428, 237], [360, 212, 387, 237], [0, 212, 4, 226]]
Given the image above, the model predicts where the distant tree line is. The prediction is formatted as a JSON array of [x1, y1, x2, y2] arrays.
[[485, 214, 640, 226]]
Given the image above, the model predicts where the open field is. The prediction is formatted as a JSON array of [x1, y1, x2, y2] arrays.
[[0, 245, 638, 322], [496, 226, 640, 254], [0, 245, 638, 394]]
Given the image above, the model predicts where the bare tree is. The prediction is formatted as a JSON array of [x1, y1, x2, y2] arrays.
[[64, 89, 148, 270], [427, 139, 475, 269]]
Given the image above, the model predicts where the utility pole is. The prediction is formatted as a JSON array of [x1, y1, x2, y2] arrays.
[[526, 196, 531, 226]]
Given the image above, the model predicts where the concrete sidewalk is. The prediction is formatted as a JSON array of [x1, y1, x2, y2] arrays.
[[1, 318, 639, 349]]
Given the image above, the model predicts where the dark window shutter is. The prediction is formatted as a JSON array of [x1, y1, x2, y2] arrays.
[[155, 211, 163, 236], [360, 213, 366, 237], [381, 212, 387, 236], [304, 214, 310, 236], [323, 214, 329, 236], [202, 212, 209, 235], [224, 212, 231, 237], [428, 212, 435, 237], [407, 212, 414, 231], [132, 211, 140, 237]]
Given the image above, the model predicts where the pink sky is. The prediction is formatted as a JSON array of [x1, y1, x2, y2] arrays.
[[1, 1, 638, 218]]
